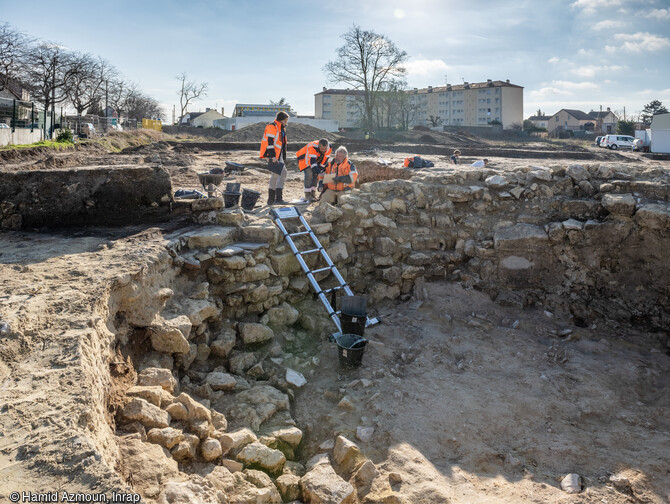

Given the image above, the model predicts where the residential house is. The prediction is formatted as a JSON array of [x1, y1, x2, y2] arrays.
[[548, 109, 595, 135], [0, 73, 31, 102], [179, 112, 203, 125], [191, 108, 226, 128], [314, 79, 524, 130], [588, 108, 618, 134], [528, 115, 550, 129]]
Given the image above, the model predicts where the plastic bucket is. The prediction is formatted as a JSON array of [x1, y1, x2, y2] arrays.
[[340, 296, 367, 336], [335, 333, 367, 367], [223, 192, 241, 208], [226, 182, 241, 193], [241, 189, 261, 210]]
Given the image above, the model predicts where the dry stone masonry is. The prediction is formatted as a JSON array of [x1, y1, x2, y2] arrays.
[[101, 161, 669, 502]]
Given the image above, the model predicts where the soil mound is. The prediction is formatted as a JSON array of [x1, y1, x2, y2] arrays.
[[224, 122, 341, 143]]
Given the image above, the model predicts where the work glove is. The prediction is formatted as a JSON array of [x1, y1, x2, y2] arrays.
[[311, 165, 323, 176]]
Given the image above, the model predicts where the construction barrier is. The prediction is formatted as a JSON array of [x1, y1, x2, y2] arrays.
[[142, 118, 162, 131]]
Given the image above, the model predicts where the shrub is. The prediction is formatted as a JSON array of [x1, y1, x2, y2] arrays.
[[56, 128, 73, 143]]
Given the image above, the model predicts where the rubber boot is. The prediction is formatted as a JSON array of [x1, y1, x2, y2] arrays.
[[275, 188, 287, 204], [267, 189, 276, 205], [309, 189, 318, 202]]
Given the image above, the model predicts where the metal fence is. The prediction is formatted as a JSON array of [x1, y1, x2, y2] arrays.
[[0, 96, 46, 132]]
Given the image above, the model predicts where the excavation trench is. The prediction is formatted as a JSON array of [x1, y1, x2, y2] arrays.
[[1, 159, 669, 504]]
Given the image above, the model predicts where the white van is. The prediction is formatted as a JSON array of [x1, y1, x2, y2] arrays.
[[603, 134, 637, 150]]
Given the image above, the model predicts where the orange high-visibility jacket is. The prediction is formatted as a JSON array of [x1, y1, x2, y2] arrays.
[[320, 158, 358, 191], [296, 141, 332, 171], [259, 120, 287, 160]]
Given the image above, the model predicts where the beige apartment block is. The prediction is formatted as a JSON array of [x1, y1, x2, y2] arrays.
[[315, 79, 523, 130]]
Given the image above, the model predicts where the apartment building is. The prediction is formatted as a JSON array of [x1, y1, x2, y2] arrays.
[[314, 79, 523, 129]]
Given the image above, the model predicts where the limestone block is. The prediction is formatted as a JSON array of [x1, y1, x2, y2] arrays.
[[149, 316, 191, 354], [147, 427, 183, 450], [138, 367, 177, 394], [260, 302, 300, 326], [236, 264, 271, 282], [201, 437, 223, 461], [359, 218, 374, 228], [276, 473, 301, 502], [327, 241, 349, 262], [373, 214, 396, 228], [221, 458, 244, 472], [566, 164, 589, 183], [401, 265, 425, 279], [300, 463, 355, 504], [485, 175, 508, 188], [191, 197, 224, 212], [170, 433, 200, 462], [286, 368, 307, 388], [289, 277, 310, 293], [211, 409, 228, 432], [165, 402, 188, 421], [176, 392, 212, 422], [210, 328, 237, 358], [118, 437, 179, 498], [239, 322, 275, 345], [390, 198, 406, 212], [229, 351, 258, 375], [311, 222, 333, 234], [561, 473, 583, 493], [509, 186, 525, 199], [126, 386, 173, 408], [239, 225, 282, 244], [189, 418, 214, 439], [315, 202, 344, 222], [333, 435, 362, 468], [206, 266, 233, 285], [601, 193, 636, 216], [381, 267, 402, 283], [635, 203, 670, 230], [244, 284, 270, 304], [237, 442, 287, 474], [493, 224, 548, 250], [186, 226, 237, 249], [195, 343, 211, 362], [367, 282, 401, 304], [121, 398, 170, 429], [206, 371, 237, 391], [220, 427, 258, 455], [270, 252, 301, 276], [374, 237, 396, 256], [271, 426, 303, 447], [218, 255, 247, 270], [217, 210, 245, 226], [407, 252, 431, 266], [179, 298, 219, 326], [374, 256, 394, 267]]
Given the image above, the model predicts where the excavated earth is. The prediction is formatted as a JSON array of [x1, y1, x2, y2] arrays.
[[0, 134, 669, 504]]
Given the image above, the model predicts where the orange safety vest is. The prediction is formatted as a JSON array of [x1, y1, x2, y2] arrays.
[[296, 141, 332, 171], [321, 158, 358, 191], [259, 120, 287, 160]]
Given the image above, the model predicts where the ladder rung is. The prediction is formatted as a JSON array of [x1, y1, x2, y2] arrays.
[[298, 248, 321, 255], [289, 231, 310, 237], [312, 266, 333, 274], [322, 286, 345, 294]]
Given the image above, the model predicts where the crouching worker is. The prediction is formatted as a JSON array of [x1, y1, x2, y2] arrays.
[[296, 138, 331, 202], [319, 146, 358, 205], [259, 111, 289, 205]]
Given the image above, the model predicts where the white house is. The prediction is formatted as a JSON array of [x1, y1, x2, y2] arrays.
[[650, 113, 670, 154]]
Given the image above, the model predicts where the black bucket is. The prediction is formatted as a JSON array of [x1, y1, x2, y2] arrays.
[[223, 192, 241, 208], [226, 182, 241, 193], [241, 189, 261, 210], [335, 333, 368, 367], [340, 296, 367, 336]]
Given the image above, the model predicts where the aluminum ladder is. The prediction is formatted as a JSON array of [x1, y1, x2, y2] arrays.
[[270, 206, 377, 333]]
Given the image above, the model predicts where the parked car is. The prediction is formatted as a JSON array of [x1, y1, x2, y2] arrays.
[[594, 135, 603, 147], [603, 134, 637, 150], [0, 123, 9, 129], [80, 123, 95, 138]]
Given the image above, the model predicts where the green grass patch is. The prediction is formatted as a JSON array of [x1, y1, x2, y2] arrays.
[[0, 139, 74, 151]]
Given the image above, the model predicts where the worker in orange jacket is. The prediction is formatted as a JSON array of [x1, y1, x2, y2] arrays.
[[296, 138, 331, 202], [318, 145, 358, 205], [259, 111, 289, 205]]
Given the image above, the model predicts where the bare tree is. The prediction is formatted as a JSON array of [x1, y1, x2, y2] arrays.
[[0, 23, 31, 93], [66, 54, 118, 114], [324, 25, 408, 132], [176, 72, 208, 124]]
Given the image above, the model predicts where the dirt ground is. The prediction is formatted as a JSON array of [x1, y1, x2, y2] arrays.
[[0, 131, 668, 503]]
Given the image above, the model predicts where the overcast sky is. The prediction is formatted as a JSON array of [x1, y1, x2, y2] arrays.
[[2, 0, 669, 121]]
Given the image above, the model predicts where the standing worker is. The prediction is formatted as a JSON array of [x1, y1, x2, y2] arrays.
[[296, 138, 331, 202], [318, 146, 358, 205], [260, 111, 289, 205]]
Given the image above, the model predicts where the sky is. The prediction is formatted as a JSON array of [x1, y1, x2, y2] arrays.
[[2, 0, 670, 122]]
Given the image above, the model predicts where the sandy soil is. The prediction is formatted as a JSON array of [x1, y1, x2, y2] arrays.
[[0, 135, 668, 503]]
